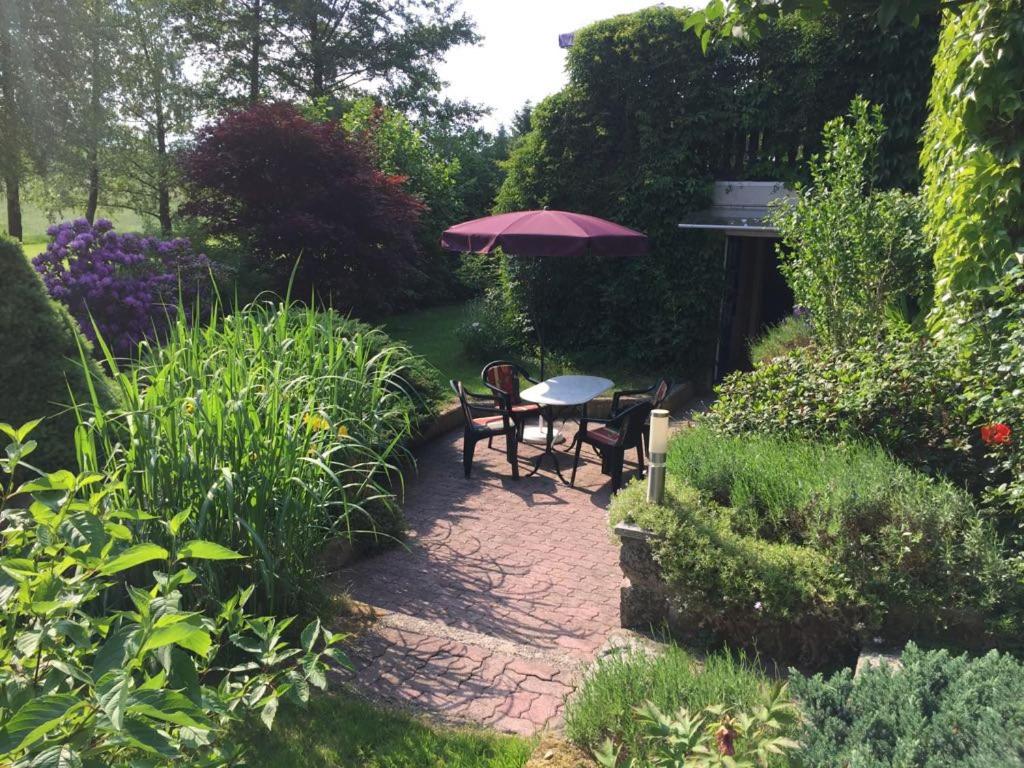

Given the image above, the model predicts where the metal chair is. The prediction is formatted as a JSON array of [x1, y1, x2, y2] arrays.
[[451, 380, 519, 480], [611, 378, 671, 456], [481, 360, 541, 442], [570, 401, 653, 492]]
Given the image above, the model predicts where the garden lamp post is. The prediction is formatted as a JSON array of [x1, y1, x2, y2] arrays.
[[647, 409, 670, 504]]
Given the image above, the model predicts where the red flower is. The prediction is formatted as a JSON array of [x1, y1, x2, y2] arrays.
[[980, 423, 1012, 446], [715, 723, 736, 756]]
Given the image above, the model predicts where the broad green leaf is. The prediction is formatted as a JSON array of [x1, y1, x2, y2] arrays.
[[168, 509, 191, 537], [141, 622, 211, 657], [2, 693, 81, 751], [30, 744, 82, 768], [176, 540, 244, 561], [122, 716, 177, 757], [300, 618, 320, 654], [260, 697, 279, 731], [100, 543, 169, 575], [58, 513, 107, 553], [16, 419, 42, 442], [97, 672, 131, 731]]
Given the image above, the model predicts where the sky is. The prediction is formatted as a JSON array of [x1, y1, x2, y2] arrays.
[[438, 1, 696, 131]]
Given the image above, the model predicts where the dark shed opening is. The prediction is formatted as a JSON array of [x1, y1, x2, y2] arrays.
[[680, 181, 795, 380]]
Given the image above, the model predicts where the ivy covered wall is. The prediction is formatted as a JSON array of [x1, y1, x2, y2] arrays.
[[922, 0, 1024, 324]]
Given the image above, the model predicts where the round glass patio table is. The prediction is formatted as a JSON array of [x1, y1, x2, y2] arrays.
[[519, 375, 613, 483]]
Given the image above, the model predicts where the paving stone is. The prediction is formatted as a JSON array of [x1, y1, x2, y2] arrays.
[[340, 424, 631, 734]]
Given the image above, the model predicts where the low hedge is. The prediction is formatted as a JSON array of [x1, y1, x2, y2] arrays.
[[792, 643, 1024, 766], [703, 334, 979, 490], [609, 428, 1016, 669]]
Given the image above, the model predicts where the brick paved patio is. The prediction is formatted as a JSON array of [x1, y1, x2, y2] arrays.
[[339, 423, 638, 735]]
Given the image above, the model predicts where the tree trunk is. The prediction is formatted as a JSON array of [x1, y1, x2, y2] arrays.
[[247, 0, 263, 103], [85, 150, 100, 224], [4, 175, 22, 241], [0, 5, 23, 240], [153, 70, 172, 236], [85, 32, 102, 224]]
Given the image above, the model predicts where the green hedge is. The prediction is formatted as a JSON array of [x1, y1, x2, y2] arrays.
[[610, 427, 1015, 669], [703, 334, 977, 486], [0, 236, 116, 473], [792, 644, 1024, 766]]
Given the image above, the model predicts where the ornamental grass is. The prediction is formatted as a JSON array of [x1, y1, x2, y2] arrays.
[[73, 296, 437, 613]]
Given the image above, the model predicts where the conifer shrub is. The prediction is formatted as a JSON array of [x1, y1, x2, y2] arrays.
[[0, 236, 116, 473], [792, 644, 1024, 767]]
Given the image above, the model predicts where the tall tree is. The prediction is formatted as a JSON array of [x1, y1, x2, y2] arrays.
[[30, 0, 118, 223], [278, 0, 477, 104], [0, 0, 46, 240], [184, 0, 289, 106], [110, 0, 195, 235]]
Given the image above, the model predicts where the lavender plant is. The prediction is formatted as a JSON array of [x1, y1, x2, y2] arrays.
[[33, 218, 215, 357]]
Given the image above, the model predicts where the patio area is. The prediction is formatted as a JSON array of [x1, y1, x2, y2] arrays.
[[338, 421, 637, 735]]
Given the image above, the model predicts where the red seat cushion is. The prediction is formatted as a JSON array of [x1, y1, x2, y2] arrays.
[[586, 426, 621, 446], [511, 403, 540, 413], [472, 414, 506, 428]]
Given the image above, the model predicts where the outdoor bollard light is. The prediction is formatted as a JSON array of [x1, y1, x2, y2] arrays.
[[647, 409, 670, 505]]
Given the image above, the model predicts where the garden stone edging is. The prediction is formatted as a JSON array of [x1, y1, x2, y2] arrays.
[[411, 381, 696, 449], [612, 521, 672, 630]]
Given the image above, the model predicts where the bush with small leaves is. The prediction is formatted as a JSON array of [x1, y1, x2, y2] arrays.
[[0, 422, 347, 767]]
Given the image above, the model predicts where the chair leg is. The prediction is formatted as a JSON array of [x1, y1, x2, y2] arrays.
[[610, 449, 624, 492], [488, 435, 493, 449], [570, 438, 584, 487], [507, 431, 519, 480], [637, 446, 646, 478], [463, 431, 476, 478]]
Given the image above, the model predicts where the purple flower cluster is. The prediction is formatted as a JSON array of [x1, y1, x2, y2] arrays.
[[33, 218, 214, 357]]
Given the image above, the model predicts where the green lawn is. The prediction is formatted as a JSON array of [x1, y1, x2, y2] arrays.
[[383, 303, 656, 397], [1, 193, 149, 257], [245, 693, 533, 768]]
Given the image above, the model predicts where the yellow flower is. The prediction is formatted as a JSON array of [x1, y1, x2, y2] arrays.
[[303, 412, 330, 432], [182, 399, 196, 415], [337, 424, 349, 439]]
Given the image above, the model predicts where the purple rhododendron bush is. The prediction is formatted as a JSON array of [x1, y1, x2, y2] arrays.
[[33, 218, 217, 356]]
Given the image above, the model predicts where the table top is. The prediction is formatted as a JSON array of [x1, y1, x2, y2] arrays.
[[520, 375, 613, 406]]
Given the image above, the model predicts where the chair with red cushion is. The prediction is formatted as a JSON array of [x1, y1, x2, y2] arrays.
[[451, 380, 519, 480], [611, 378, 671, 455], [481, 360, 541, 441], [570, 401, 653, 492]]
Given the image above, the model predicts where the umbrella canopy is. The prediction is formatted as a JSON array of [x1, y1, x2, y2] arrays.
[[440, 210, 648, 258]]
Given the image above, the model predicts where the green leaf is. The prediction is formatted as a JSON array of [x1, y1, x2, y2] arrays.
[[141, 622, 211, 657], [260, 697, 279, 731], [97, 672, 131, 731], [100, 543, 169, 574], [300, 618, 321, 653], [176, 540, 244, 561], [29, 744, 82, 768], [58, 513, 107, 553], [168, 509, 192, 537], [16, 420, 43, 442], [1, 693, 81, 751]]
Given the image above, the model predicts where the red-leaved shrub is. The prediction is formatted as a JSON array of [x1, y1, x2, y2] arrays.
[[181, 103, 423, 314]]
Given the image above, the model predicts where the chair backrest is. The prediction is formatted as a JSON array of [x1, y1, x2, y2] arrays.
[[616, 401, 654, 450], [652, 378, 672, 408], [451, 381, 474, 425], [482, 361, 522, 405]]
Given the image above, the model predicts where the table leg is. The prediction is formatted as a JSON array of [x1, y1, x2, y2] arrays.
[[526, 405, 568, 483]]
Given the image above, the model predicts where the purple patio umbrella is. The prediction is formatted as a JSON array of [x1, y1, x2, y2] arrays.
[[441, 210, 649, 377]]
